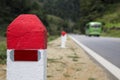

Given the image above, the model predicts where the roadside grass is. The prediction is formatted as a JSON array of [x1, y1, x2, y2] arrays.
[[63, 73, 70, 77], [67, 55, 80, 59], [96, 3, 120, 38], [102, 30, 120, 37], [68, 48, 80, 62], [67, 55, 80, 62], [47, 58, 59, 63], [76, 68, 82, 71], [88, 77, 96, 80], [0, 40, 6, 64], [47, 75, 53, 78], [96, 3, 120, 28], [48, 35, 59, 42], [47, 58, 65, 65]]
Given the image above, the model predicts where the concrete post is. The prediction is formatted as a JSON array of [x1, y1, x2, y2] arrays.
[[61, 31, 67, 48], [7, 14, 47, 80]]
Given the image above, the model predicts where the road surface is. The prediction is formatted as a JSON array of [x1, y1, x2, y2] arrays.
[[70, 34, 120, 68]]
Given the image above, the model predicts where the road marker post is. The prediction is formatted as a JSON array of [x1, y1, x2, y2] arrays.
[[61, 31, 67, 48], [7, 14, 47, 80]]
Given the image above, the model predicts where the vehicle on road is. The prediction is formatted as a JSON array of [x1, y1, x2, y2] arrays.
[[85, 22, 102, 37]]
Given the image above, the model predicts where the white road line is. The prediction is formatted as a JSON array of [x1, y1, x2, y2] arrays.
[[69, 35, 120, 80]]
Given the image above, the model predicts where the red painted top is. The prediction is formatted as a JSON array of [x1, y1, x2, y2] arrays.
[[61, 31, 67, 36], [7, 14, 47, 49]]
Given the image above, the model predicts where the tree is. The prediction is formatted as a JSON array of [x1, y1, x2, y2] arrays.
[[44, 0, 80, 21], [0, 0, 48, 36], [77, 0, 106, 33]]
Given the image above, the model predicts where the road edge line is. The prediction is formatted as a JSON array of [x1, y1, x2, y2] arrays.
[[69, 35, 120, 80]]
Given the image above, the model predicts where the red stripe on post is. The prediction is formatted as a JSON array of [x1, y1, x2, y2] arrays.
[[14, 50, 38, 61]]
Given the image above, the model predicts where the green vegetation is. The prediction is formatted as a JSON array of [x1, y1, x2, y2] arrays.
[[95, 3, 120, 37], [0, 0, 47, 36], [46, 15, 64, 35], [96, 3, 120, 28], [47, 75, 53, 78], [48, 35, 59, 42], [44, 0, 120, 36], [0, 38, 6, 64], [76, 68, 82, 71], [1, 0, 120, 37], [47, 58, 59, 63], [102, 30, 120, 37], [0, 0, 120, 64], [88, 77, 96, 80], [68, 55, 80, 62], [68, 48, 80, 62], [63, 73, 70, 77]]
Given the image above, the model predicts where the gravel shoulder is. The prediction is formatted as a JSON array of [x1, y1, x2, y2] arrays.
[[47, 37, 109, 80], [0, 37, 109, 80]]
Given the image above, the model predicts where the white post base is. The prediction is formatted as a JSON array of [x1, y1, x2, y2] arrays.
[[61, 35, 67, 48], [7, 49, 47, 80]]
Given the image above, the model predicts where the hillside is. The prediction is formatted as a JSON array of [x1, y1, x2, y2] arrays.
[[43, 0, 120, 37], [96, 3, 120, 28], [0, 0, 120, 37], [96, 3, 120, 37]]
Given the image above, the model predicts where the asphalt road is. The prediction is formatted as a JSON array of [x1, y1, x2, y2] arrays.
[[70, 34, 120, 68]]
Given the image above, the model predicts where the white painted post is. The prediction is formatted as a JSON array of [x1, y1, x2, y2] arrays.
[[7, 14, 47, 80], [61, 31, 67, 48]]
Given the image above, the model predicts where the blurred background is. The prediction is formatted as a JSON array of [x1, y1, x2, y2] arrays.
[[0, 0, 120, 64], [0, 0, 120, 36]]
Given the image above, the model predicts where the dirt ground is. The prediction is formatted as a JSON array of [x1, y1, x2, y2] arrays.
[[47, 37, 109, 80], [0, 37, 109, 80], [0, 65, 6, 80]]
